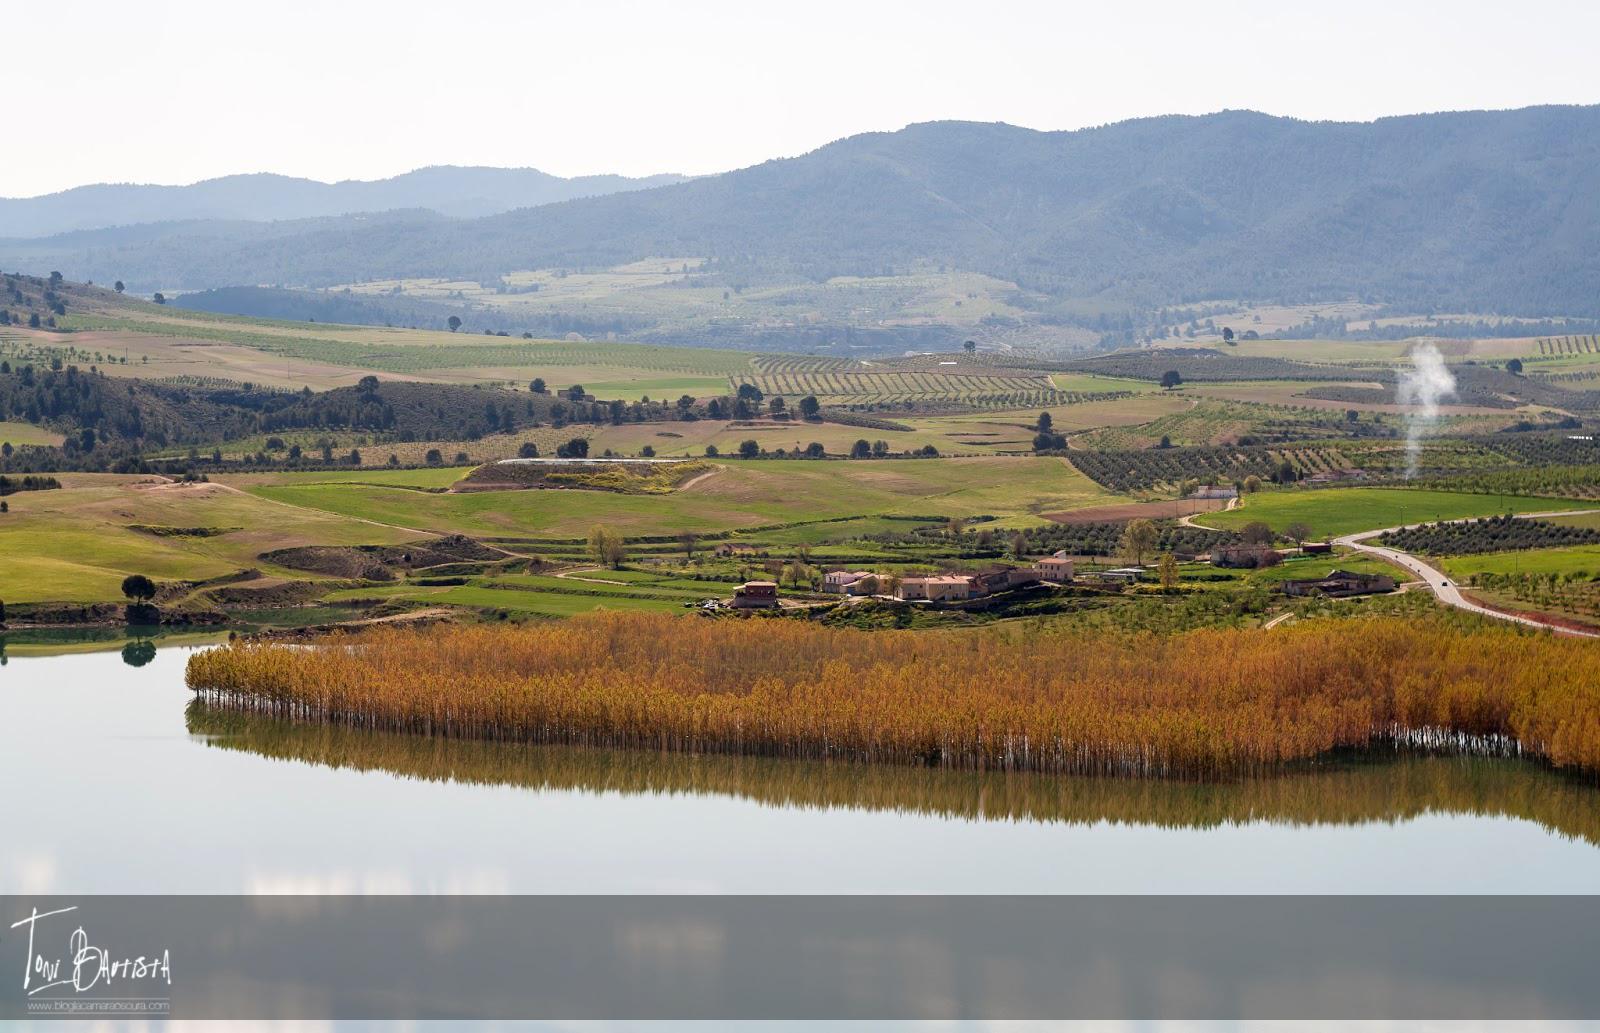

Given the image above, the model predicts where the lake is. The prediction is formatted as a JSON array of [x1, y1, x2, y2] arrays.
[[4, 644, 1600, 894]]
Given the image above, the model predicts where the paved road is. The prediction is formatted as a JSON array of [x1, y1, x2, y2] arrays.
[[1335, 509, 1600, 638]]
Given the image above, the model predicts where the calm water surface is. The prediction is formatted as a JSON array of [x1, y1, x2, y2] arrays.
[[4, 645, 1599, 894]]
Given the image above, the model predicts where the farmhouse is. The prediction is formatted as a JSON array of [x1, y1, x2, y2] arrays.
[[1278, 569, 1397, 598], [730, 581, 780, 608], [1300, 541, 1334, 555], [1030, 556, 1075, 583], [897, 574, 976, 602], [1190, 485, 1238, 501], [823, 570, 874, 593]]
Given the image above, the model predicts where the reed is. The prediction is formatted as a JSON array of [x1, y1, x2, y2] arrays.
[[185, 612, 1600, 780]]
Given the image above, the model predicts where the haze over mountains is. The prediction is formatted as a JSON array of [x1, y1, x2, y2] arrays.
[[5, 105, 1599, 336], [0, 166, 690, 237]]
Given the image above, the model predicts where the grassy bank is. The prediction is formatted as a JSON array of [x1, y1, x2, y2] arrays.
[[186, 612, 1600, 780]]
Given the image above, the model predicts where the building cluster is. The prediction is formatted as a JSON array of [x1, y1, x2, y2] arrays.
[[821, 554, 1076, 603]]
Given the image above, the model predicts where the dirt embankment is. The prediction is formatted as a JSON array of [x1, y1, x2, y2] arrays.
[[453, 460, 710, 494], [205, 580, 341, 607], [5, 602, 228, 628], [261, 534, 504, 581]]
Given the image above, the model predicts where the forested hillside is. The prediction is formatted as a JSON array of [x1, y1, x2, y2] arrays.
[[7, 106, 1599, 317]]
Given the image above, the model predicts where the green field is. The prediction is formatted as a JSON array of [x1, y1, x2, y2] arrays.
[[242, 456, 1116, 538], [0, 421, 64, 447], [325, 581, 692, 617], [1203, 552, 1403, 585], [1047, 373, 1157, 394], [1207, 488, 1581, 539], [0, 476, 415, 603], [1439, 545, 1600, 580], [578, 376, 730, 401], [234, 466, 475, 489]]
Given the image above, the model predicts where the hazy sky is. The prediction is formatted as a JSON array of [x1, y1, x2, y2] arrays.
[[8, 0, 1600, 197]]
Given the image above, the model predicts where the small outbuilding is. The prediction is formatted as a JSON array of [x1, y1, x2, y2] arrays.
[[1091, 567, 1145, 585], [1278, 569, 1397, 598]]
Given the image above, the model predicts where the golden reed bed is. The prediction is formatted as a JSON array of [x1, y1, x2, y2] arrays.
[[186, 612, 1600, 780]]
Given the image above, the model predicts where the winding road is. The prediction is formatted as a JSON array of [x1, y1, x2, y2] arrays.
[[1334, 510, 1600, 639]]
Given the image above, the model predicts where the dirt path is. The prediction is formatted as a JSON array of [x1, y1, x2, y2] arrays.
[[207, 478, 441, 538], [1177, 495, 1238, 529], [342, 607, 455, 626], [1336, 509, 1600, 638], [553, 568, 630, 586], [676, 467, 723, 492]]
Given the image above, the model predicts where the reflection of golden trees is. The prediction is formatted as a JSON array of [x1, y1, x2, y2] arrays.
[[186, 612, 1600, 780], [187, 702, 1600, 846]]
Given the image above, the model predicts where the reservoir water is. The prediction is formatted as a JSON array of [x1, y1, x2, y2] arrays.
[[4, 644, 1599, 895]]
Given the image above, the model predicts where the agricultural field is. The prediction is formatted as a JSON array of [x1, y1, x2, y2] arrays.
[[39, 295, 757, 391], [323, 572, 725, 618], [0, 420, 64, 447], [1046, 373, 1158, 394], [1069, 398, 1386, 449], [1534, 334, 1600, 359], [1205, 487, 1582, 539], [8, 274, 1600, 640], [1187, 379, 1530, 418], [1067, 442, 1357, 495], [228, 466, 476, 489], [1189, 333, 1557, 366], [1440, 545, 1600, 629], [239, 456, 1117, 539], [334, 263, 1096, 350], [0, 474, 415, 603], [735, 367, 1124, 410], [193, 398, 1194, 466], [1377, 515, 1600, 556], [1440, 545, 1600, 581]]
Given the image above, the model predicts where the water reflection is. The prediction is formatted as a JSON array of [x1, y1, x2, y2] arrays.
[[187, 702, 1600, 846], [121, 638, 157, 667]]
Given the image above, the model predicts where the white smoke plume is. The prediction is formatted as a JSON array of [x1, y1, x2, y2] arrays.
[[1396, 342, 1457, 479]]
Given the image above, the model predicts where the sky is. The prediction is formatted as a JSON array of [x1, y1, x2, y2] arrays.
[[7, 0, 1600, 197]]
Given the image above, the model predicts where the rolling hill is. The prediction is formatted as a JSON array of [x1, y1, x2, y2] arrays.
[[0, 166, 689, 238], [5, 106, 1599, 321]]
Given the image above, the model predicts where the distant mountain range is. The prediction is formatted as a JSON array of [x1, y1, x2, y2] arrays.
[[5, 106, 1599, 321], [0, 166, 689, 237]]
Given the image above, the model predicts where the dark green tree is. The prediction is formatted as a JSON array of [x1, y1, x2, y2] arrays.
[[121, 574, 157, 602]]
